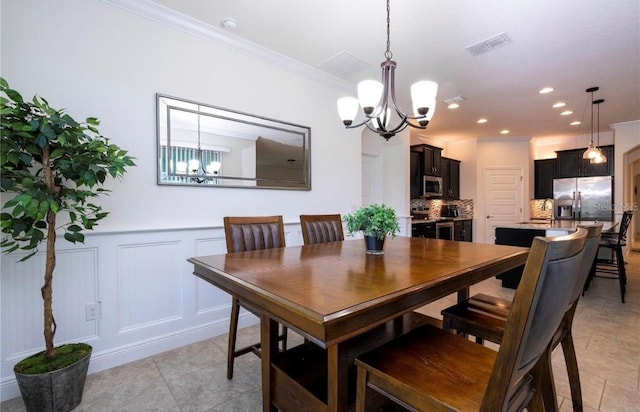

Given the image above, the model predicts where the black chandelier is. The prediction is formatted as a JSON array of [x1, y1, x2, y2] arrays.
[[336, 0, 438, 140]]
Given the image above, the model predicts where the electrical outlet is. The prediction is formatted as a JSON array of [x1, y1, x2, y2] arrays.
[[85, 302, 101, 321]]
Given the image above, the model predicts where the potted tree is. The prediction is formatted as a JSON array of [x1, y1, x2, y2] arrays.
[[0, 77, 135, 411], [344, 204, 400, 254]]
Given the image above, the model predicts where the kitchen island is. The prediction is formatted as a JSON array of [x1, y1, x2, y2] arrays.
[[494, 219, 616, 288]]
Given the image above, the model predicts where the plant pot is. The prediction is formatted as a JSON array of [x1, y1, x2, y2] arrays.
[[15, 345, 92, 412], [364, 235, 385, 255]]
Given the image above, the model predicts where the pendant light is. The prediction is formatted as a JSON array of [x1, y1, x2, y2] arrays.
[[336, 0, 438, 140], [582, 87, 601, 160], [590, 98, 607, 164]]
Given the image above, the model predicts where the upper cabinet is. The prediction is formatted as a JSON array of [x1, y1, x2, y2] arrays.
[[422, 145, 442, 176], [555, 145, 614, 178], [534, 159, 555, 199], [410, 145, 461, 200], [441, 157, 460, 200], [410, 149, 423, 198]]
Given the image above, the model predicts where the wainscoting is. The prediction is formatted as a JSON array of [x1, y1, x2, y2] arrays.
[[0, 217, 412, 400]]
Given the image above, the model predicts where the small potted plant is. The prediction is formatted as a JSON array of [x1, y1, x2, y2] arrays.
[[344, 204, 400, 254], [0, 77, 135, 411]]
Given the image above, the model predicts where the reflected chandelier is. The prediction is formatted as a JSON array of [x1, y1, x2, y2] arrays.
[[336, 0, 438, 140]]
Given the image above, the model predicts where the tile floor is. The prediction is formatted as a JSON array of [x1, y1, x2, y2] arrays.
[[3, 239, 640, 412]]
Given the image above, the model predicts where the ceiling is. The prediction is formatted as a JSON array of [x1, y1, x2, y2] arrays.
[[151, 0, 640, 143]]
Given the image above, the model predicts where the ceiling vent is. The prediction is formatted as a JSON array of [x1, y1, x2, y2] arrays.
[[318, 51, 370, 78], [466, 32, 512, 56]]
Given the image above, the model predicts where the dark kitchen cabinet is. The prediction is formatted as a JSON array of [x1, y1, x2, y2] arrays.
[[410, 149, 423, 198], [422, 145, 442, 176], [495, 227, 545, 288], [441, 157, 460, 200], [534, 159, 555, 199], [454, 219, 472, 242], [555, 145, 614, 178], [411, 222, 436, 239]]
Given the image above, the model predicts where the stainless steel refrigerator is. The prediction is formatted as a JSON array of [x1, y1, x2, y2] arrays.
[[553, 176, 613, 221]]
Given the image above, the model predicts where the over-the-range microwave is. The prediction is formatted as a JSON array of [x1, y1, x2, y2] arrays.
[[423, 175, 443, 197]]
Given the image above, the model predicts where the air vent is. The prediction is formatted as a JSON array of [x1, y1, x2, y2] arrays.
[[466, 32, 512, 56], [318, 51, 370, 78]]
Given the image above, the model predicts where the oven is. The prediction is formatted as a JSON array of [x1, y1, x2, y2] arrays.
[[436, 221, 454, 240]]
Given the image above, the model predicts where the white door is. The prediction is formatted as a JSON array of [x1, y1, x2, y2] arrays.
[[484, 168, 524, 243], [362, 154, 382, 206]]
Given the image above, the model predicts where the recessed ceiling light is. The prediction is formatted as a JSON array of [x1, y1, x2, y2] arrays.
[[221, 17, 238, 30], [539, 87, 554, 94], [500, 129, 510, 134], [560, 110, 573, 116], [570, 121, 581, 126], [477, 118, 487, 124], [552, 102, 566, 108], [444, 96, 464, 109]]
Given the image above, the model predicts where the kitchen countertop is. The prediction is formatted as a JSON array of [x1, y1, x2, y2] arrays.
[[496, 219, 617, 232], [411, 217, 473, 224]]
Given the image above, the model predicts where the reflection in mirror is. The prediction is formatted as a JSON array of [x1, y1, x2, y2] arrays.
[[156, 94, 311, 189]]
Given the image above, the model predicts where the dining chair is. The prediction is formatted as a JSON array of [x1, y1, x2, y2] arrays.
[[223, 215, 288, 379], [299, 214, 344, 245], [591, 210, 633, 303], [354, 228, 588, 412], [440, 223, 602, 411]]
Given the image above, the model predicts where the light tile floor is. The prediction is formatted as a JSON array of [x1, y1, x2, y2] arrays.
[[3, 239, 640, 411]]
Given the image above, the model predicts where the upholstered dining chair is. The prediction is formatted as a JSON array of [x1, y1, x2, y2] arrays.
[[440, 223, 602, 411], [223, 215, 288, 379], [354, 228, 588, 412], [592, 210, 633, 303], [299, 214, 344, 245]]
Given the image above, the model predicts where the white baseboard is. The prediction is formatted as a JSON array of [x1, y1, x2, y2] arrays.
[[0, 312, 258, 402]]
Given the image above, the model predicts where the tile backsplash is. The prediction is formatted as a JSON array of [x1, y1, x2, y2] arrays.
[[410, 199, 474, 219], [530, 199, 554, 219]]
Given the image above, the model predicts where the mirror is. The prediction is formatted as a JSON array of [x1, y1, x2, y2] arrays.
[[156, 94, 311, 190]]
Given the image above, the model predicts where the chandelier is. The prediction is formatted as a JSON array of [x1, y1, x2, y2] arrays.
[[336, 0, 438, 140], [175, 108, 222, 183], [582, 87, 607, 164]]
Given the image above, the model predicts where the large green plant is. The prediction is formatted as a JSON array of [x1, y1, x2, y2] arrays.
[[0, 77, 135, 363], [344, 204, 400, 240]]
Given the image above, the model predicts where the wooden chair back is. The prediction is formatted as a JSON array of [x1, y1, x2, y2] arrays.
[[223, 216, 285, 253], [616, 211, 634, 245], [482, 227, 587, 410], [299, 214, 344, 245], [569, 223, 603, 304]]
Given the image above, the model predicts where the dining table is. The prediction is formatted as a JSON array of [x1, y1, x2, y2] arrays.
[[188, 236, 529, 412]]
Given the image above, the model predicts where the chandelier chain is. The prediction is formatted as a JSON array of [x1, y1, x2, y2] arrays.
[[385, 0, 392, 60]]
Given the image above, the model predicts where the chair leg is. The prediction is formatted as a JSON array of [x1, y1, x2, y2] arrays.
[[355, 367, 368, 412], [534, 348, 559, 412], [280, 326, 288, 351], [561, 332, 583, 411], [615, 247, 626, 303], [227, 297, 241, 379]]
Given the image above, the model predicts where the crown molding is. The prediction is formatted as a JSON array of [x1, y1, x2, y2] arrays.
[[99, 0, 353, 93]]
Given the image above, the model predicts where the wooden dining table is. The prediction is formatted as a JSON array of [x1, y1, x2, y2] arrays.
[[189, 236, 529, 412]]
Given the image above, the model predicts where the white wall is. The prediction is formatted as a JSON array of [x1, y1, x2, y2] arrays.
[[0, 0, 363, 400]]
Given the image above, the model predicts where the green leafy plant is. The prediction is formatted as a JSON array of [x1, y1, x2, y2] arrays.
[[0, 77, 135, 364], [344, 204, 400, 240]]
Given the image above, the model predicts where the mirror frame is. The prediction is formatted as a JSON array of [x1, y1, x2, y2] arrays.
[[156, 94, 311, 190]]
